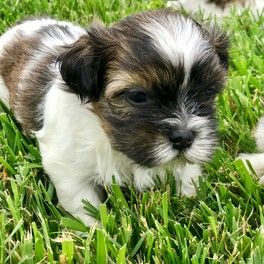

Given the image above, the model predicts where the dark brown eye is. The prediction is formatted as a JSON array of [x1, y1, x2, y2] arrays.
[[207, 87, 217, 95], [126, 91, 148, 105]]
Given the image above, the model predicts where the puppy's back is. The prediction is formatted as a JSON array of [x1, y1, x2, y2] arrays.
[[0, 18, 84, 132]]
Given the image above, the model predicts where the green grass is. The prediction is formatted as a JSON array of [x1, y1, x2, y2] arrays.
[[0, 0, 264, 263]]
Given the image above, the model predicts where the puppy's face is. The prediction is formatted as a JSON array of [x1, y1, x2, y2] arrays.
[[59, 10, 229, 167]]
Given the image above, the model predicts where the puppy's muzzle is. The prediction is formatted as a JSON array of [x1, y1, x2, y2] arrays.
[[169, 129, 195, 151]]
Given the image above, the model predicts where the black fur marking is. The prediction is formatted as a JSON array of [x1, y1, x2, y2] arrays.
[[152, 63, 186, 104], [58, 33, 109, 102]]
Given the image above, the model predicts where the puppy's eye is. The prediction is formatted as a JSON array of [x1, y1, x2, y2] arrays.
[[126, 91, 148, 105], [207, 87, 217, 95]]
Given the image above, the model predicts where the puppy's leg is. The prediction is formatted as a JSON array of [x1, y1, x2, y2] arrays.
[[51, 176, 102, 226], [177, 163, 201, 197], [41, 151, 102, 225], [238, 117, 264, 181], [255, 116, 264, 151], [237, 153, 264, 179]]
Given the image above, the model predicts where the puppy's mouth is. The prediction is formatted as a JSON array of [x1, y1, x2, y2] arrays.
[[176, 149, 199, 165], [151, 142, 189, 166], [150, 147, 192, 169], [152, 136, 217, 167], [170, 147, 196, 165]]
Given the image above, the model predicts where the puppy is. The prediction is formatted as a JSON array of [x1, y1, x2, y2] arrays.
[[167, 0, 264, 16], [238, 117, 264, 181], [0, 10, 229, 225]]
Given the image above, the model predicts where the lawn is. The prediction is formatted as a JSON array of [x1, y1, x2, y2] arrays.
[[0, 0, 264, 263]]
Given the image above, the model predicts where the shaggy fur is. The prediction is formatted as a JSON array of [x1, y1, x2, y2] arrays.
[[0, 10, 229, 225]]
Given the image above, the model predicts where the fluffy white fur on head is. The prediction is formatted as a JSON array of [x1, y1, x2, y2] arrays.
[[0, 11, 229, 225], [142, 15, 205, 72]]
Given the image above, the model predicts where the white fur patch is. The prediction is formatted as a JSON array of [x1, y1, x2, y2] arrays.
[[177, 163, 201, 196], [143, 15, 207, 72], [238, 117, 264, 184], [0, 76, 9, 107], [238, 153, 264, 178], [255, 117, 264, 151], [237, 116, 264, 185], [185, 115, 217, 163]]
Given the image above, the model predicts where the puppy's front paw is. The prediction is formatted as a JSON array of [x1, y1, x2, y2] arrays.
[[237, 153, 256, 161], [75, 211, 100, 227], [237, 153, 264, 178], [237, 153, 253, 167], [254, 117, 264, 151], [177, 164, 201, 197], [180, 181, 197, 197], [258, 175, 264, 185], [166, 0, 181, 8]]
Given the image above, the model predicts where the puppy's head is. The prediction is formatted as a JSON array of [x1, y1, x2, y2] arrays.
[[59, 9, 229, 167]]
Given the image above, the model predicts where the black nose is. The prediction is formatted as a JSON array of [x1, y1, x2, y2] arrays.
[[169, 129, 194, 150]]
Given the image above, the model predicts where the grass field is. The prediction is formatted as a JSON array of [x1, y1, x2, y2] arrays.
[[0, 0, 264, 263]]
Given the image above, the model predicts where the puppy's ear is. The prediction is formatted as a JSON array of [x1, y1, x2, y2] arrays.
[[58, 24, 111, 102], [208, 26, 229, 69]]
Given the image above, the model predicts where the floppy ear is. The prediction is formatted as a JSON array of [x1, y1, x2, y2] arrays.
[[58, 24, 110, 102], [208, 26, 229, 69]]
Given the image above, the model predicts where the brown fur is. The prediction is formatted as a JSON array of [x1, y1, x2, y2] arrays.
[[0, 36, 37, 104], [0, 32, 57, 132]]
